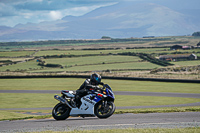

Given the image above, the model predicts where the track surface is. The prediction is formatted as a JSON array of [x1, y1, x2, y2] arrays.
[[1, 90, 200, 99], [0, 112, 200, 132], [1, 90, 200, 98]]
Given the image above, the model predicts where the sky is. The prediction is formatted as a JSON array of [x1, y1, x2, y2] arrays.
[[0, 0, 199, 27], [0, 0, 121, 27]]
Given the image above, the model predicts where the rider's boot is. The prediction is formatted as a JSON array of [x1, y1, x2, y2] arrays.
[[70, 98, 76, 108], [75, 95, 81, 108]]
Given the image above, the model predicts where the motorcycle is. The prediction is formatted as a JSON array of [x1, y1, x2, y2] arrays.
[[52, 84, 115, 120]]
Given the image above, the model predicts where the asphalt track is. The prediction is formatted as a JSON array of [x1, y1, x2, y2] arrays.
[[1, 90, 200, 98], [0, 112, 200, 132]]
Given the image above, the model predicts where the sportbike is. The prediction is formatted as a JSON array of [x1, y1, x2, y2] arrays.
[[52, 84, 115, 120]]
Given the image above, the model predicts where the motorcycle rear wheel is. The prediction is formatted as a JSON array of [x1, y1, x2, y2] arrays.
[[52, 103, 71, 120], [94, 101, 115, 119]]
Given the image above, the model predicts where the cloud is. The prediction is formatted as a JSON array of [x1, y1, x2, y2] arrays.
[[0, 3, 17, 17], [0, 0, 118, 27], [1, 0, 147, 27], [49, 11, 62, 20]]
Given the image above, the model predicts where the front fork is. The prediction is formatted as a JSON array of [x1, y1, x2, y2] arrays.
[[101, 100, 108, 113]]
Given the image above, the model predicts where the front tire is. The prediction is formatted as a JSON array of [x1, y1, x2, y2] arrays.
[[94, 101, 115, 119], [52, 103, 71, 120]]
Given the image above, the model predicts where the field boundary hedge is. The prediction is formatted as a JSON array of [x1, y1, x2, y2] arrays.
[[0, 75, 199, 83]]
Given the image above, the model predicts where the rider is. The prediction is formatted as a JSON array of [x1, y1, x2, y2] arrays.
[[75, 73, 103, 107]]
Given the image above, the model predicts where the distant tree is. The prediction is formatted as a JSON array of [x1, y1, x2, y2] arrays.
[[101, 36, 111, 39], [192, 31, 200, 36]]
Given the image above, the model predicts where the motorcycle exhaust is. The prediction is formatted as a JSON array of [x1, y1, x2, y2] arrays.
[[54, 95, 73, 108]]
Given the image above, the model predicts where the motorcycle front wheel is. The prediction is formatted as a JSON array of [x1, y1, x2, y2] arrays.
[[52, 103, 71, 120], [94, 101, 115, 119]]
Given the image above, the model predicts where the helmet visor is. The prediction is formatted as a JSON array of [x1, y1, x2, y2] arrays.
[[95, 76, 101, 83]]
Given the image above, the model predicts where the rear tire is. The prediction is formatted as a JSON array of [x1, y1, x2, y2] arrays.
[[52, 103, 71, 120], [94, 101, 115, 119]]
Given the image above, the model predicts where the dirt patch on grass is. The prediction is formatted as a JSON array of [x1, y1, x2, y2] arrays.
[[0, 71, 200, 80]]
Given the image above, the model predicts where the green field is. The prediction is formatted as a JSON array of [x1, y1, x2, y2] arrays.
[[43, 55, 141, 66], [1, 78, 200, 93], [0, 51, 35, 57], [35, 50, 107, 56], [65, 62, 159, 71], [0, 41, 200, 79], [0, 53, 199, 72], [172, 60, 200, 66], [34, 48, 168, 56], [22, 48, 200, 57], [0, 60, 41, 71], [0, 53, 161, 72], [29, 62, 160, 73]]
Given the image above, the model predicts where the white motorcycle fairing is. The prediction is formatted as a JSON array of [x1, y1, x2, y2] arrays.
[[69, 94, 101, 116]]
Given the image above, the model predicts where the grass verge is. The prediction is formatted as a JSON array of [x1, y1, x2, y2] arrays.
[[0, 114, 52, 121], [115, 106, 200, 114], [0, 110, 51, 121], [0, 93, 57, 108], [1, 93, 200, 108], [19, 127, 200, 133]]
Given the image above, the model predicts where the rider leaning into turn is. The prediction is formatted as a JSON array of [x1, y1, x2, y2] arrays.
[[75, 73, 104, 107]]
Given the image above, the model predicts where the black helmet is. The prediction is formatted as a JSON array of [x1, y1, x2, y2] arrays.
[[90, 73, 101, 85]]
